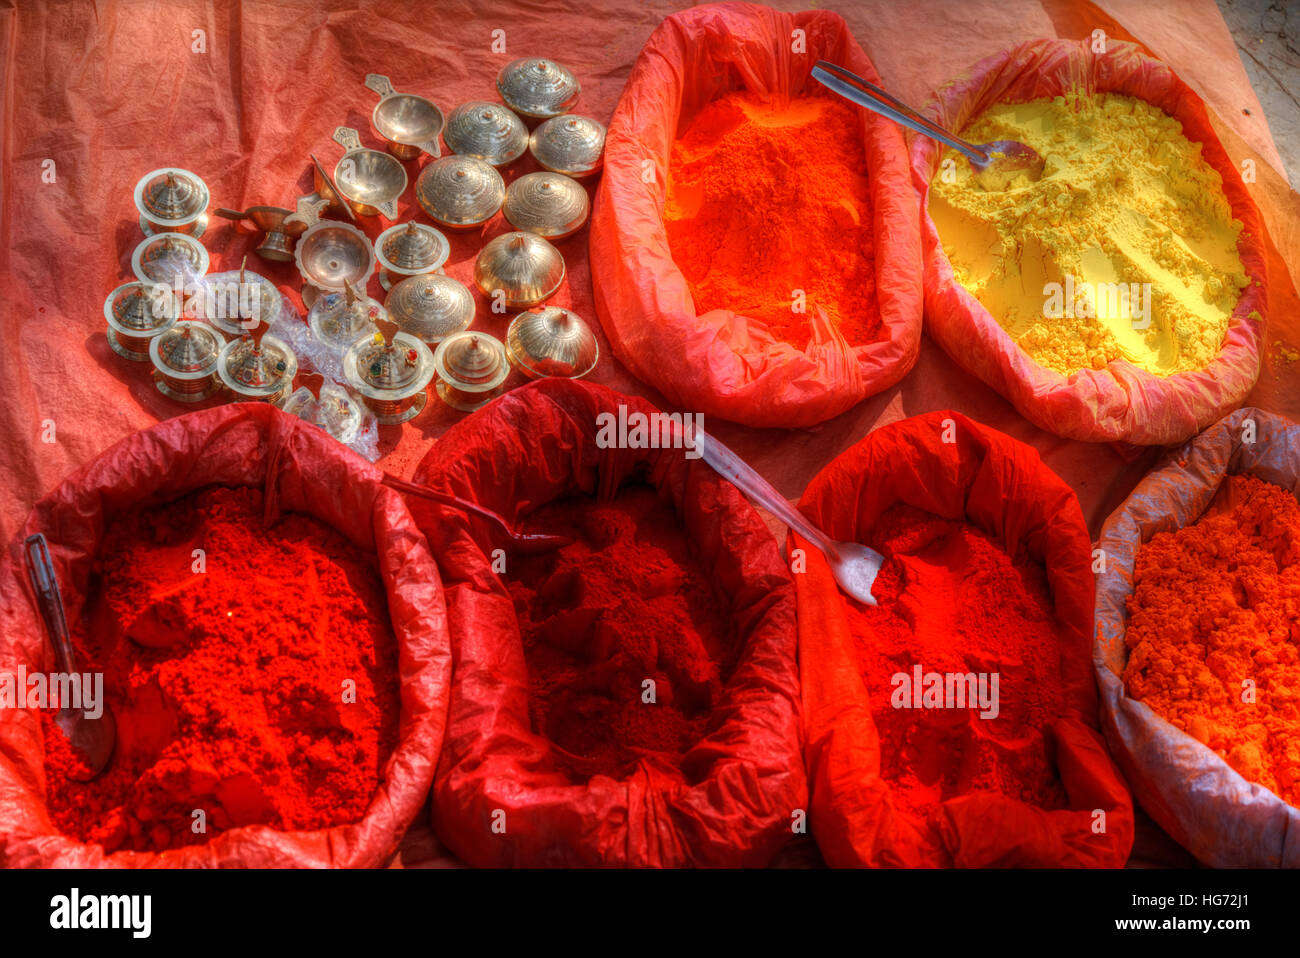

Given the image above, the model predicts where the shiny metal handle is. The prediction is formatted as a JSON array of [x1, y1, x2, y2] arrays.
[[214, 207, 249, 221], [365, 73, 395, 98], [333, 126, 363, 152], [23, 534, 79, 674], [284, 194, 327, 229]]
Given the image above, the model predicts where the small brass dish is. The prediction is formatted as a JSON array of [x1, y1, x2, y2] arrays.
[[365, 74, 445, 161], [433, 331, 510, 412], [294, 215, 376, 305], [505, 306, 599, 379], [386, 273, 475, 344], [374, 221, 450, 291], [134, 167, 210, 237], [104, 281, 180, 361], [130, 232, 209, 285], [473, 231, 565, 307], [216, 321, 298, 404], [529, 115, 606, 178], [415, 154, 505, 230], [496, 58, 580, 122], [331, 126, 407, 220], [214, 205, 309, 261], [149, 321, 225, 402], [444, 101, 528, 166], [502, 172, 589, 240], [343, 316, 435, 424]]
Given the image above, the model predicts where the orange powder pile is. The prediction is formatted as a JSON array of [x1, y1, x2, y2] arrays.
[[1124, 474, 1300, 806], [664, 90, 881, 348]]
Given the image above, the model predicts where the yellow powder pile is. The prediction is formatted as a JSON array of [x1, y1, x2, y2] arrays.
[[930, 93, 1250, 376]]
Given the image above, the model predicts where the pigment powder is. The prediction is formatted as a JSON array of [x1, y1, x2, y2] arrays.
[[665, 90, 881, 348], [1124, 474, 1300, 806], [42, 485, 400, 853], [506, 484, 739, 781], [844, 504, 1069, 862], [929, 93, 1252, 376]]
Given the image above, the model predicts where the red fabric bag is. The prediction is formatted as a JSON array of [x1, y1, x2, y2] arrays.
[[795, 411, 1133, 867], [0, 404, 450, 867], [912, 39, 1268, 445], [412, 379, 805, 866], [590, 1, 922, 429], [1095, 408, 1300, 867]]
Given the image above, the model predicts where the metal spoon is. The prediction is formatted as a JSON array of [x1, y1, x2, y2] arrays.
[[696, 431, 884, 606], [811, 61, 1045, 191], [23, 534, 116, 780]]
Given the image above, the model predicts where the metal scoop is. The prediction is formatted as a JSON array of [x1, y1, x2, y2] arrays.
[[23, 534, 116, 780], [811, 61, 1045, 191], [696, 432, 884, 606], [381, 474, 571, 555]]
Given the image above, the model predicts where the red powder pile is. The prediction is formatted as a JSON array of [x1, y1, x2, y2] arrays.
[[506, 484, 738, 782], [42, 485, 399, 853], [844, 504, 1069, 855], [665, 89, 880, 348]]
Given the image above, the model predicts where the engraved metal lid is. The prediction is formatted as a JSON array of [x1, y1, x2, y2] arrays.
[[134, 168, 210, 225], [529, 115, 606, 178], [294, 219, 376, 291], [130, 232, 210, 284], [505, 306, 598, 379], [216, 323, 297, 399], [149, 321, 224, 378], [103, 281, 179, 336], [444, 101, 529, 166], [433, 331, 510, 393], [473, 231, 565, 307], [343, 317, 435, 401], [502, 172, 589, 239], [385, 274, 475, 343], [375, 222, 450, 275], [415, 155, 505, 229], [496, 58, 580, 120], [308, 282, 386, 352]]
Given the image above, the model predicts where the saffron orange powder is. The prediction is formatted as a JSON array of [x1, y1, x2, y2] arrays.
[[1124, 474, 1300, 807], [665, 89, 881, 348], [41, 485, 400, 853]]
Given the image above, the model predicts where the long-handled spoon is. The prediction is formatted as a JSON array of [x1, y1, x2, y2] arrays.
[[811, 60, 1045, 191], [23, 534, 116, 780], [381, 473, 571, 554], [696, 431, 884, 605]]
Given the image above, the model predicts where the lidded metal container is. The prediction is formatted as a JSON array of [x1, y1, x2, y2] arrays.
[[103, 281, 180, 361], [130, 232, 210, 285], [444, 101, 528, 166], [134, 167, 210, 236], [205, 261, 284, 337], [505, 306, 599, 379], [282, 374, 365, 445], [415, 155, 505, 230], [502, 172, 589, 240], [343, 317, 435, 424], [309, 282, 386, 352], [216, 321, 298, 404], [529, 115, 606, 178], [432, 331, 510, 412], [374, 221, 450, 291], [496, 58, 580, 121], [473, 231, 565, 307], [149, 321, 225, 402], [385, 274, 475, 344]]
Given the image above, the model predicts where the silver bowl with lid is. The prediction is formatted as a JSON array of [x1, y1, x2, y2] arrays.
[[473, 231, 565, 307], [130, 232, 210, 286], [216, 324, 298, 404], [505, 306, 599, 380], [502, 172, 589, 240], [529, 115, 606, 178], [444, 101, 529, 166], [386, 274, 476, 344], [373, 221, 450, 291], [343, 317, 435, 424], [133, 167, 210, 237], [415, 154, 505, 230], [496, 58, 580, 122], [149, 320, 225, 402], [432, 330, 510, 412], [104, 281, 180, 361]]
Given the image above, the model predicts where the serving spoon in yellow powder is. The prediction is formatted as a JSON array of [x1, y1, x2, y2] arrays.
[[812, 61, 1044, 190]]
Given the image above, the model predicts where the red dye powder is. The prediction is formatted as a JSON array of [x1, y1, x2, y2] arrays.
[[844, 504, 1069, 853], [42, 485, 399, 853], [506, 484, 739, 782]]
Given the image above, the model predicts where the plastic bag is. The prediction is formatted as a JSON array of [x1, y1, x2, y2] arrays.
[[795, 411, 1133, 867], [1095, 408, 1300, 867], [0, 403, 451, 867], [589, 1, 922, 429], [411, 378, 805, 866], [912, 39, 1268, 445]]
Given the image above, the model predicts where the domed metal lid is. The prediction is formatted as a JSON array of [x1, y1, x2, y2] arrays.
[[385, 274, 475, 343], [103, 281, 179, 336], [433, 331, 509, 392], [131, 232, 210, 284], [444, 101, 529, 166], [502, 172, 589, 239], [149, 321, 224, 379], [375, 222, 450, 275], [496, 58, 580, 119], [343, 317, 435, 400], [529, 115, 606, 177], [134, 168, 210, 225], [415, 155, 505, 229], [309, 281, 386, 351], [473, 231, 565, 307], [505, 306, 598, 379], [216, 322, 297, 397]]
